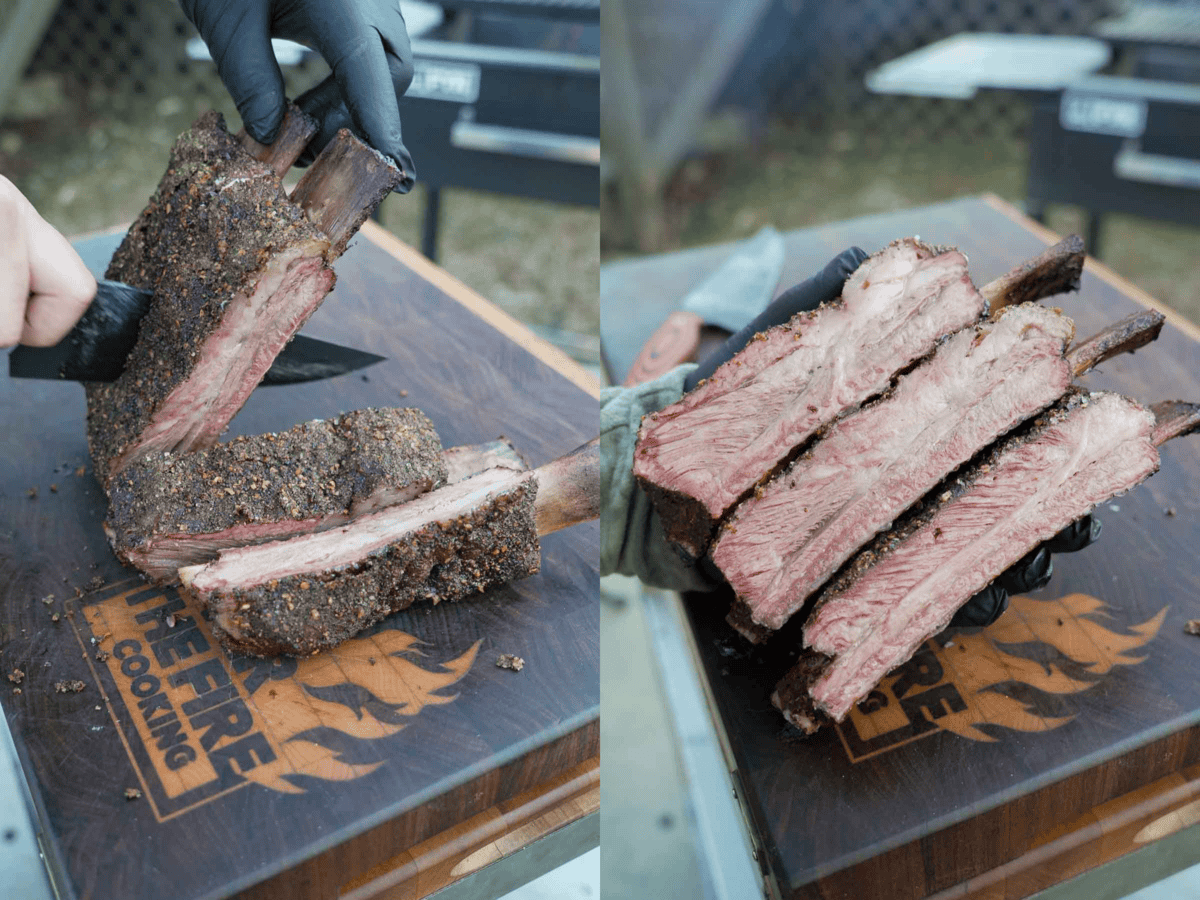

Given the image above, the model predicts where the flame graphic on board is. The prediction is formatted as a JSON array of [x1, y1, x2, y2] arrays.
[[839, 594, 1167, 760], [933, 593, 1166, 741], [234, 625, 481, 795]]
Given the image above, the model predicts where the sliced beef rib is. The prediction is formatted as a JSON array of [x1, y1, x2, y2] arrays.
[[87, 109, 403, 484], [715, 307, 1164, 637], [773, 391, 1199, 732]]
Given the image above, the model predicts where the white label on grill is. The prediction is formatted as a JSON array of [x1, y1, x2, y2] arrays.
[[1059, 94, 1148, 138], [407, 60, 482, 104]]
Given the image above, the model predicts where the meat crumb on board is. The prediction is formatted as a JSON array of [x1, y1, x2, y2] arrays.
[[1185, 620, 1200, 636], [124, 788, 142, 801], [53, 680, 86, 694], [8, 669, 24, 685], [496, 654, 525, 672]]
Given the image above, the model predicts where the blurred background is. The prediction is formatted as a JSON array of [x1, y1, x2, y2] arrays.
[[601, 1, 1200, 897], [0, 0, 600, 375], [601, 0, 1200, 326]]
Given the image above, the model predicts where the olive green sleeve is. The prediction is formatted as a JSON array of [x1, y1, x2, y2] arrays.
[[600, 365, 723, 592]]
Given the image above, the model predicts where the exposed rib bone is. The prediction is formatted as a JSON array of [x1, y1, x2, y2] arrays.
[[1151, 401, 1200, 446], [983, 234, 1086, 315], [236, 104, 319, 178], [534, 437, 601, 537], [290, 128, 404, 258], [1067, 310, 1165, 377]]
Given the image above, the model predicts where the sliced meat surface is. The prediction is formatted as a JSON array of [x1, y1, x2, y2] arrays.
[[634, 239, 986, 557], [105, 408, 448, 582], [87, 111, 401, 484], [180, 466, 540, 656], [713, 304, 1076, 634], [774, 390, 1161, 730]]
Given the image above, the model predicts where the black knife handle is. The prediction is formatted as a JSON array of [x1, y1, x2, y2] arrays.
[[7, 280, 152, 382], [61, 280, 153, 381]]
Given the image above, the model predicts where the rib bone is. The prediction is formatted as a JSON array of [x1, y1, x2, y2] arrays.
[[1067, 310, 1165, 376], [983, 234, 1086, 315], [236, 104, 319, 178], [1151, 401, 1200, 446], [290, 128, 404, 258]]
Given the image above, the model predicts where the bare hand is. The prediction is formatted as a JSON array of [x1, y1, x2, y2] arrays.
[[0, 175, 96, 348]]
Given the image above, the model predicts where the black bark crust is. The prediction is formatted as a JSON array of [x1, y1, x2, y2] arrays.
[[770, 652, 832, 733], [200, 474, 541, 656], [106, 408, 446, 567]]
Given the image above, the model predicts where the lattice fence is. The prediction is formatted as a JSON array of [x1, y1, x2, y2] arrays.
[[24, 0, 330, 114], [718, 0, 1120, 141]]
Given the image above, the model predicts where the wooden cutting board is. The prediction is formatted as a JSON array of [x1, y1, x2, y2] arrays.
[[0, 222, 599, 900], [602, 194, 1200, 899]]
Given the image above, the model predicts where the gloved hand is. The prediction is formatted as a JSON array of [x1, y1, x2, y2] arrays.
[[0, 175, 96, 348], [180, 0, 416, 191], [686, 247, 1102, 628], [949, 516, 1101, 627]]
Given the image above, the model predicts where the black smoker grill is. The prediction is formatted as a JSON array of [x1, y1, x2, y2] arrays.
[[401, 0, 599, 259]]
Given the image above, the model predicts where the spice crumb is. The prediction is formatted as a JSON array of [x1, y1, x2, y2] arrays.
[[1165, 507, 1177, 517], [124, 788, 142, 801], [75, 466, 86, 477], [496, 654, 525, 672], [1185, 620, 1200, 636], [7, 669, 24, 685], [53, 680, 86, 694], [49, 484, 57, 493], [27, 487, 37, 499]]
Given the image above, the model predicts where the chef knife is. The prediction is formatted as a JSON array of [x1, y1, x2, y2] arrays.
[[7, 280, 385, 385], [622, 226, 785, 386]]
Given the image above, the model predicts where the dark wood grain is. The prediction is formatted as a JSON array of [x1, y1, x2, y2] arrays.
[[0, 225, 599, 900], [602, 195, 1200, 899]]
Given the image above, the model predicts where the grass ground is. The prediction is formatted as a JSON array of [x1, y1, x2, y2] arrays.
[[602, 119, 1200, 326]]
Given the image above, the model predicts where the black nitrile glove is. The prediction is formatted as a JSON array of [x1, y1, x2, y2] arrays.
[[180, 0, 416, 191], [949, 515, 1102, 627], [684, 247, 871, 392]]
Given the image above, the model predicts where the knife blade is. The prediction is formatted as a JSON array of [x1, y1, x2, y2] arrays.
[[8, 280, 385, 384], [622, 226, 784, 386]]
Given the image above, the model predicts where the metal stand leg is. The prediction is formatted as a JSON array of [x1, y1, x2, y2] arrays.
[[1086, 211, 1103, 259], [422, 187, 441, 261]]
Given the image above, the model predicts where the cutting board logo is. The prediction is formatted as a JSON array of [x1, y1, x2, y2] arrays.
[[836, 593, 1166, 763], [72, 580, 481, 821]]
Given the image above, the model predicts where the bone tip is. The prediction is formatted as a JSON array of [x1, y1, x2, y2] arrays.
[[1059, 233, 1086, 256]]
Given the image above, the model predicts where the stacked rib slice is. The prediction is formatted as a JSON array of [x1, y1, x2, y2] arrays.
[[634, 234, 1197, 733], [774, 394, 1198, 732]]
